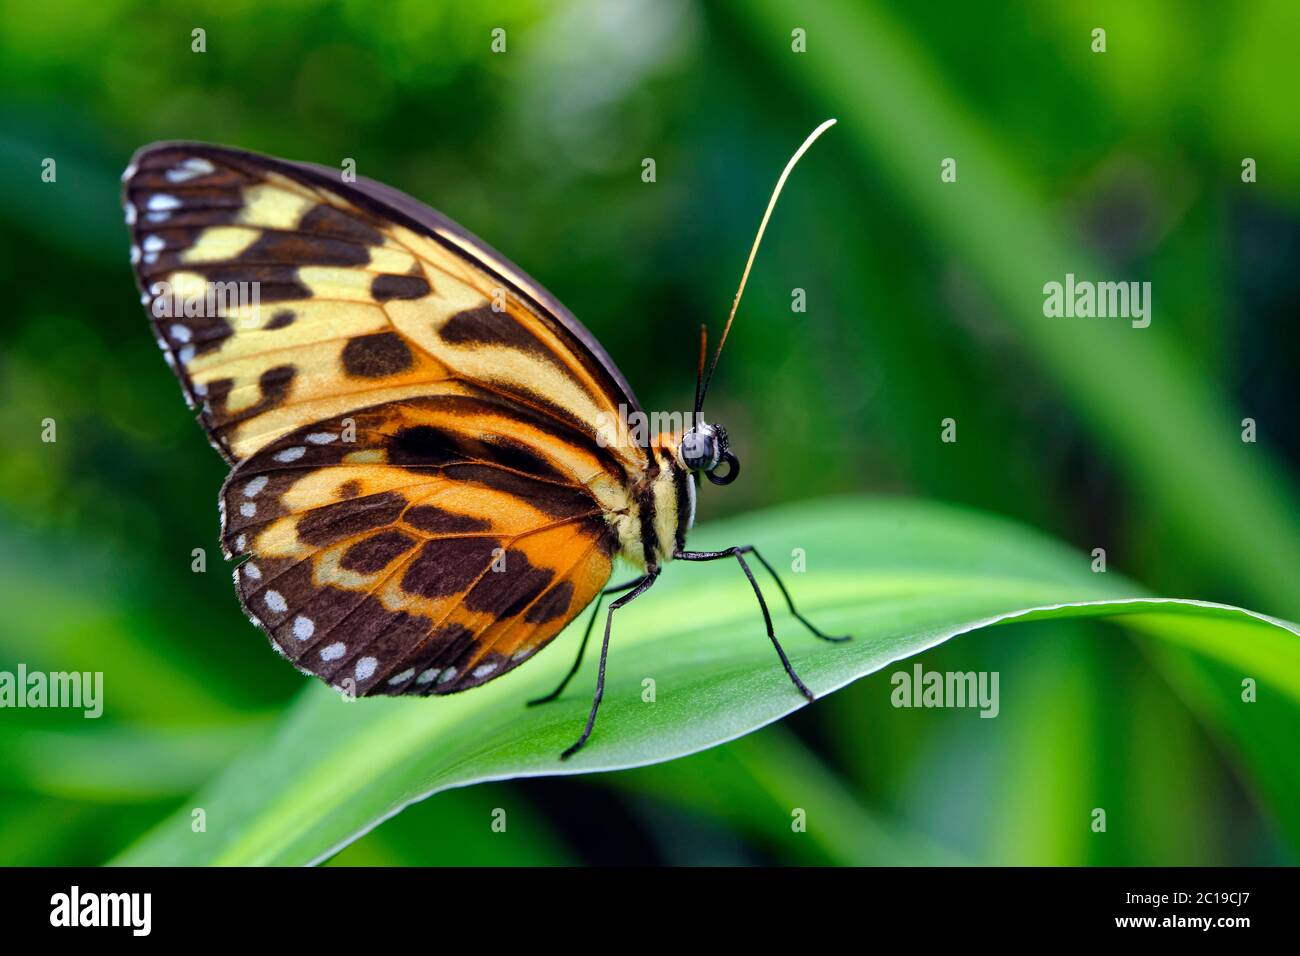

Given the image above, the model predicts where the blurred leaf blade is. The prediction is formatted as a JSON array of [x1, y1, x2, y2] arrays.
[[0, 718, 275, 803], [605, 725, 966, 865], [731, 0, 1300, 617]]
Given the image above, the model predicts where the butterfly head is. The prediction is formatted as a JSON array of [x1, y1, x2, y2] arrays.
[[678, 421, 739, 486]]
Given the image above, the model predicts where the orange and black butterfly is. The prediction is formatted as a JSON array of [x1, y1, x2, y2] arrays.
[[122, 121, 844, 758]]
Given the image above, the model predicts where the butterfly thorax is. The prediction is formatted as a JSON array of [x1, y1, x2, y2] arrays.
[[610, 438, 695, 572]]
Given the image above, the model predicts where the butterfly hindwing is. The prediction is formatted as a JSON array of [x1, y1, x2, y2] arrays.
[[222, 388, 619, 694], [123, 142, 650, 692]]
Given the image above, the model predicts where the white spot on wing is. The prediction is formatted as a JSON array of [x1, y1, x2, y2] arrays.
[[387, 668, 415, 685], [142, 234, 165, 264], [145, 194, 180, 224], [242, 562, 261, 580], [239, 501, 256, 518], [306, 432, 337, 444], [472, 662, 497, 679], [169, 323, 191, 343], [320, 641, 346, 661], [243, 475, 268, 497], [274, 446, 306, 463], [437, 668, 458, 685], [264, 590, 287, 613], [416, 668, 439, 684], [292, 615, 315, 641], [355, 657, 378, 680], [165, 157, 215, 183]]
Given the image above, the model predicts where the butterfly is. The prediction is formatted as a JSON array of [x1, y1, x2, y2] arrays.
[[122, 120, 844, 759]]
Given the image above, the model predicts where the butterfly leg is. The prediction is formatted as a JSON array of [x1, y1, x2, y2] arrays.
[[732, 545, 850, 643], [559, 570, 660, 760], [675, 546, 840, 702], [528, 577, 645, 707]]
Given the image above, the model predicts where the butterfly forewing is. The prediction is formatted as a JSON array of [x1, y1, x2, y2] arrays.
[[124, 143, 648, 693], [123, 143, 643, 467]]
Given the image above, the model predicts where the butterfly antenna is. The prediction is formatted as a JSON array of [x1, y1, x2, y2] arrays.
[[693, 324, 709, 417], [696, 117, 837, 414]]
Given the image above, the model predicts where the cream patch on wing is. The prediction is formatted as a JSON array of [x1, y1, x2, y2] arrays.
[[299, 266, 381, 302], [236, 182, 315, 229], [366, 246, 418, 274], [181, 226, 261, 263]]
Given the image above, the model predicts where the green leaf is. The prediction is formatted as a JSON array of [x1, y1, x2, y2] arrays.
[[114, 498, 1299, 866]]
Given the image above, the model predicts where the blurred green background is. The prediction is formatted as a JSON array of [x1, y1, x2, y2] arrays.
[[1, 0, 1297, 865]]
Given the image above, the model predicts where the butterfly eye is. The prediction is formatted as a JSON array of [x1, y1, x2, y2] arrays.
[[680, 428, 718, 472], [705, 450, 740, 486]]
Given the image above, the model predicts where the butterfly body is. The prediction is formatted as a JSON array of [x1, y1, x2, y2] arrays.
[[124, 133, 839, 757]]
